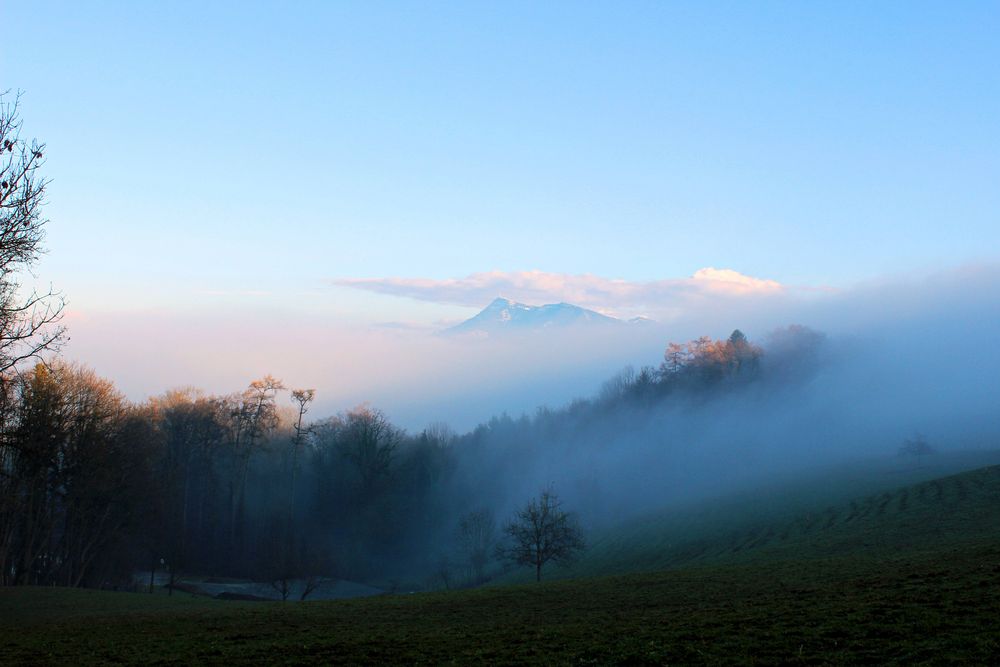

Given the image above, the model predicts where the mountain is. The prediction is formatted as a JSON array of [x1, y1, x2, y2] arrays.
[[444, 297, 626, 336]]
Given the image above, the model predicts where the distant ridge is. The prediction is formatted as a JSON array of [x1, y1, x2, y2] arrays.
[[444, 297, 633, 336]]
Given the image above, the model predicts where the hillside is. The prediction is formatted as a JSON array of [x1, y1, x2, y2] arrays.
[[3, 462, 999, 664], [548, 451, 1000, 580]]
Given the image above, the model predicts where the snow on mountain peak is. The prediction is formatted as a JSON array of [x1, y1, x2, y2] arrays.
[[444, 297, 642, 336]]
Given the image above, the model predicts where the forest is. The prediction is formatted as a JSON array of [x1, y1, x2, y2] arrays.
[[0, 322, 827, 592], [0, 90, 836, 594]]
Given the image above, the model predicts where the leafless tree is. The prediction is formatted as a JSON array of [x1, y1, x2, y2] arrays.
[[421, 421, 456, 448], [899, 433, 935, 468], [225, 375, 285, 562], [432, 553, 455, 590], [0, 91, 65, 374], [498, 488, 584, 582], [299, 572, 332, 601], [338, 405, 401, 499], [148, 389, 225, 586], [261, 515, 331, 602], [457, 509, 496, 584], [283, 389, 316, 589], [288, 388, 315, 522], [599, 365, 636, 403]]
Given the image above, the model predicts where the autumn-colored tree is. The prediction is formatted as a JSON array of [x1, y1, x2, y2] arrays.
[[0, 363, 146, 587], [660, 329, 762, 387]]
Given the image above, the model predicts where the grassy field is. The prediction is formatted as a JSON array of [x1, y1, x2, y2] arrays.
[[2, 461, 999, 665], [563, 451, 1000, 579]]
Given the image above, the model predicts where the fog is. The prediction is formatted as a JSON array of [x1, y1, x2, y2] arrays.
[[429, 263, 1000, 535], [4, 260, 995, 593], [53, 263, 1000, 581], [66, 262, 1000, 445]]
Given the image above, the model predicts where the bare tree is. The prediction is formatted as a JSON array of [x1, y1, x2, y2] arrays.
[[899, 433, 935, 468], [0, 92, 65, 374], [277, 388, 318, 597], [263, 531, 333, 602], [338, 405, 401, 499], [261, 517, 298, 601], [598, 365, 636, 403], [499, 488, 584, 582], [421, 421, 456, 448], [147, 389, 224, 588], [432, 553, 455, 591], [225, 375, 285, 564], [288, 388, 315, 523], [457, 509, 496, 584]]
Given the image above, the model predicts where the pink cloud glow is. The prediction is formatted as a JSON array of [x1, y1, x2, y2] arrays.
[[335, 267, 785, 318]]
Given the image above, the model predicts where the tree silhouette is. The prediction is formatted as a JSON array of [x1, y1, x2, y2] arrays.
[[499, 488, 584, 582], [0, 92, 65, 374]]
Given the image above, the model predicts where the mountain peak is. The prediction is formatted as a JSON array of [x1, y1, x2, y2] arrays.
[[445, 298, 621, 336]]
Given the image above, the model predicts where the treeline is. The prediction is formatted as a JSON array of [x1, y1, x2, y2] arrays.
[[0, 366, 455, 589], [444, 325, 826, 544], [0, 326, 825, 590]]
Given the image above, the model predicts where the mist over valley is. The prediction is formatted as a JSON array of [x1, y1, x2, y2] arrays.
[[4, 3, 1000, 662]]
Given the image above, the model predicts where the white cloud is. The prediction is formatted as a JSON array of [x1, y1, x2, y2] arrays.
[[334, 267, 785, 318], [690, 268, 783, 293]]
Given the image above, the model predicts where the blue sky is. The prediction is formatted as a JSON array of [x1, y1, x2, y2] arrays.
[[2, 2, 999, 414], [6, 3, 999, 307]]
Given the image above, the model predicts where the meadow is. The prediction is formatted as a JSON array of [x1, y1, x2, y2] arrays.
[[2, 459, 999, 664]]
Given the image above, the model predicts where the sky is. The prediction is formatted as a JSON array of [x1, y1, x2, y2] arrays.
[[2, 2, 999, 425]]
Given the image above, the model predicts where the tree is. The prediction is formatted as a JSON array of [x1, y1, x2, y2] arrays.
[[658, 330, 761, 388], [338, 405, 401, 500], [899, 434, 935, 467], [224, 375, 285, 567], [499, 489, 584, 582], [726, 329, 761, 377], [259, 514, 329, 601], [276, 388, 317, 596], [598, 366, 636, 403], [287, 388, 315, 524], [147, 389, 225, 583], [0, 92, 65, 374], [662, 343, 688, 376], [0, 362, 146, 587], [457, 509, 496, 584]]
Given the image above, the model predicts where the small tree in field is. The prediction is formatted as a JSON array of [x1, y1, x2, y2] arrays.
[[898, 434, 935, 467], [499, 489, 584, 582]]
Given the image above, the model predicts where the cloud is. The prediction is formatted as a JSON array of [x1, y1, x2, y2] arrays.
[[690, 268, 783, 294], [334, 268, 786, 318], [59, 262, 1000, 433]]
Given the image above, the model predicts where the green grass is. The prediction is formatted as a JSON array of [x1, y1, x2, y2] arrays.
[[564, 454, 1000, 580], [3, 461, 1000, 665]]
